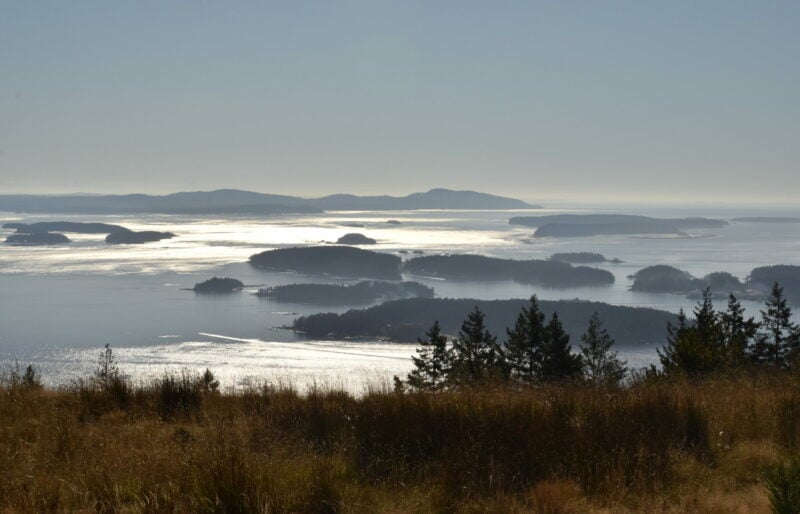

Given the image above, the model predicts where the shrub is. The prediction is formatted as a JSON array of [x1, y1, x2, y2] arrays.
[[764, 458, 800, 514], [155, 371, 203, 420]]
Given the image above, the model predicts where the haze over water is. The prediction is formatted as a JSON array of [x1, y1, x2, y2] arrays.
[[2, 205, 799, 391]]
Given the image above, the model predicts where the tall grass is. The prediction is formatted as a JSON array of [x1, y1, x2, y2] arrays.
[[0, 370, 797, 512]]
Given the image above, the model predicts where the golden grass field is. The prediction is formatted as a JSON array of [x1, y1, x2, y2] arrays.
[[2, 370, 798, 513]]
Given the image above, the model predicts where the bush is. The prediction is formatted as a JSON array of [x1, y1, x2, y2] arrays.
[[155, 371, 203, 420], [764, 458, 800, 514]]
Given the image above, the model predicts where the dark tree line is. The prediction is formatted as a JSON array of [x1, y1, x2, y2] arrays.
[[404, 296, 627, 390], [404, 282, 800, 390], [659, 282, 800, 374]]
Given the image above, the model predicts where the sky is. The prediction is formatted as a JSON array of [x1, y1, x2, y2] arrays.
[[0, 1, 798, 204]]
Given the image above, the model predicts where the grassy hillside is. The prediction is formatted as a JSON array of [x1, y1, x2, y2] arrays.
[[1, 369, 797, 513]]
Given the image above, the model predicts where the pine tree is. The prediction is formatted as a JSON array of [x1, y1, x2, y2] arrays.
[[450, 306, 506, 384], [659, 294, 732, 376], [580, 312, 627, 386], [95, 343, 120, 386], [751, 283, 800, 368], [540, 312, 582, 382], [719, 293, 757, 368], [505, 296, 547, 383], [693, 288, 721, 351], [407, 320, 451, 391]]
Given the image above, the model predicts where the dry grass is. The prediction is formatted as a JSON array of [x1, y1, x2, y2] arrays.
[[1, 371, 799, 512]]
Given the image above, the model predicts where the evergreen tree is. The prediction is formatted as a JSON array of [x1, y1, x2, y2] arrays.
[[95, 343, 120, 386], [407, 320, 451, 391], [751, 283, 800, 368], [693, 288, 721, 352], [658, 292, 740, 376], [580, 312, 627, 386], [719, 293, 758, 368], [659, 309, 707, 375], [540, 312, 582, 381], [505, 296, 547, 383], [450, 306, 506, 384]]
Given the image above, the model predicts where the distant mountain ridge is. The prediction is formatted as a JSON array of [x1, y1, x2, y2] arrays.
[[0, 188, 538, 214], [313, 188, 537, 210]]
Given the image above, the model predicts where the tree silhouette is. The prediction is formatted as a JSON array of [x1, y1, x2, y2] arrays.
[[450, 306, 506, 384], [751, 283, 800, 368], [580, 312, 626, 386], [540, 312, 582, 381], [505, 296, 547, 383], [719, 293, 757, 368], [407, 320, 451, 391]]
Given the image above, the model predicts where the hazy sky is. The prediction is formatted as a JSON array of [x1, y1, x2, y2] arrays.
[[1, 1, 798, 203]]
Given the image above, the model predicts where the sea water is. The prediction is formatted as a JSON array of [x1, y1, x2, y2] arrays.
[[1, 207, 799, 391]]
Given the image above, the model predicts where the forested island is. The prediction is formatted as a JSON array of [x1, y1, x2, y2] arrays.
[[192, 277, 244, 294], [2, 221, 177, 246], [510, 214, 727, 238], [631, 266, 751, 297], [630, 264, 800, 303], [402, 254, 614, 287], [749, 265, 800, 303], [630, 265, 706, 293], [293, 297, 676, 347], [4, 232, 71, 245], [105, 231, 176, 245], [732, 217, 800, 223], [256, 280, 433, 305], [247, 249, 614, 288], [3, 221, 127, 233], [335, 233, 377, 245], [249, 246, 402, 280], [548, 252, 621, 264]]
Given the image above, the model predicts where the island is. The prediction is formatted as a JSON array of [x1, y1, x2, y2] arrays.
[[4, 233, 71, 245], [4, 221, 127, 234], [292, 297, 678, 347], [249, 246, 403, 280], [630, 265, 705, 293], [536, 222, 687, 238], [105, 230, 176, 245], [1, 221, 177, 246], [703, 271, 744, 292], [335, 233, 377, 245], [255, 280, 434, 305], [402, 254, 614, 287], [630, 266, 750, 297], [193, 277, 245, 294], [510, 214, 727, 238], [748, 265, 800, 303], [548, 252, 621, 264], [732, 217, 800, 223]]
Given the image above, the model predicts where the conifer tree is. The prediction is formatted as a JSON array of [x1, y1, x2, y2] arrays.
[[659, 294, 731, 376], [719, 293, 757, 367], [540, 312, 582, 381], [407, 320, 451, 391], [751, 283, 800, 368], [450, 306, 506, 384], [505, 296, 547, 383], [693, 288, 721, 352], [580, 312, 627, 386]]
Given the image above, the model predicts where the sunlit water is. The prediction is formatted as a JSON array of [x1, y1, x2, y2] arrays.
[[1, 207, 799, 390]]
